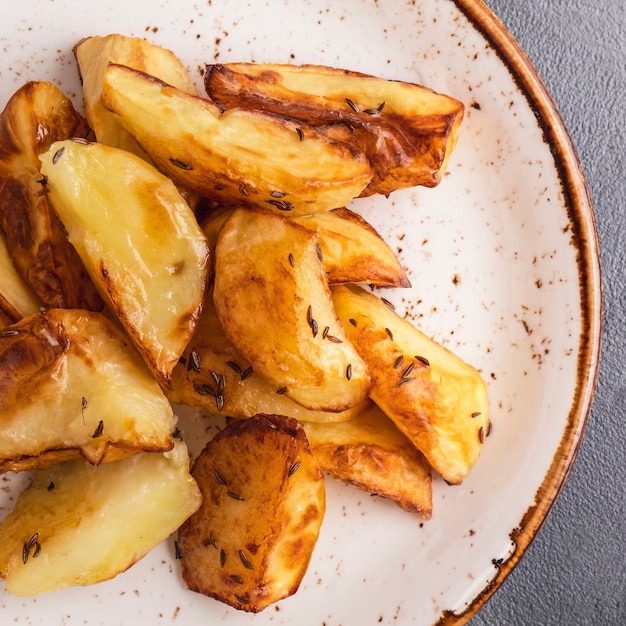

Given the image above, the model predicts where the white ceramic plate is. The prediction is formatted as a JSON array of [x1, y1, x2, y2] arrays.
[[0, 0, 601, 624]]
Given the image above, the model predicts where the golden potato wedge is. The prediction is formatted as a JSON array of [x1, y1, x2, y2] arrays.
[[40, 139, 210, 388], [0, 231, 43, 325], [0, 81, 103, 310], [205, 62, 464, 195], [331, 284, 490, 485], [74, 35, 201, 209], [168, 288, 369, 423], [178, 414, 325, 612], [302, 404, 432, 516], [0, 440, 201, 596], [0, 308, 176, 473], [201, 206, 408, 287], [213, 207, 371, 412], [100, 63, 373, 214], [293, 207, 410, 287], [74, 34, 198, 158]]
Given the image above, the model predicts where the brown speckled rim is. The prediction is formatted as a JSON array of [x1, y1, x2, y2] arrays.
[[436, 1, 604, 623]]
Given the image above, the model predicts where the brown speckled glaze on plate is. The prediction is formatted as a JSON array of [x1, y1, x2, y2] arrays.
[[0, 0, 601, 624]]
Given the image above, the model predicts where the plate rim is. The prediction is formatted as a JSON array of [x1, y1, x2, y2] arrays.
[[439, 0, 603, 622]]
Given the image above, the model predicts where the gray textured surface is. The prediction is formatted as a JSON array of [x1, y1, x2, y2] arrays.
[[473, 1, 626, 625]]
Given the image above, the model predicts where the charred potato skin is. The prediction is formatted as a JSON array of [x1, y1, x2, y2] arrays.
[[0, 81, 103, 311], [204, 62, 464, 196], [178, 414, 325, 613]]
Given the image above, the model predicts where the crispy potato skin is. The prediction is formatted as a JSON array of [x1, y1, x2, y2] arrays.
[[212, 207, 371, 412], [0, 232, 43, 324], [331, 284, 490, 485], [178, 414, 325, 612], [205, 62, 464, 196], [101, 63, 373, 214], [200, 205, 409, 288], [303, 404, 432, 516], [0, 81, 103, 310], [0, 308, 176, 472]]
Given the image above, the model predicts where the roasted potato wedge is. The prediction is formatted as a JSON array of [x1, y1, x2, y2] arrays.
[[293, 207, 410, 287], [0, 440, 201, 596], [74, 34, 198, 158], [0, 308, 176, 473], [0, 231, 43, 325], [74, 34, 201, 209], [205, 62, 464, 196], [0, 81, 103, 310], [168, 287, 370, 423], [331, 284, 489, 485], [40, 139, 210, 388], [200, 205, 408, 288], [303, 404, 432, 516], [178, 414, 325, 612], [213, 207, 371, 412], [100, 63, 373, 214]]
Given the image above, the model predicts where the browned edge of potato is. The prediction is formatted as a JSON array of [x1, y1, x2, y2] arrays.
[[0, 81, 103, 310]]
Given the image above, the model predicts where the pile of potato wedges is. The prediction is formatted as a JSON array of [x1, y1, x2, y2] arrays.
[[0, 34, 489, 612]]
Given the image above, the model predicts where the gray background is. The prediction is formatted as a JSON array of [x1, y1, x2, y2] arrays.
[[472, 1, 626, 625]]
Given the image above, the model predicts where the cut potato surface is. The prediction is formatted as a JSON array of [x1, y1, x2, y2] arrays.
[[0, 231, 43, 325], [74, 34, 198, 157], [0, 308, 175, 472], [40, 139, 210, 388], [178, 414, 325, 612], [0, 440, 201, 596], [74, 34, 202, 209]]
